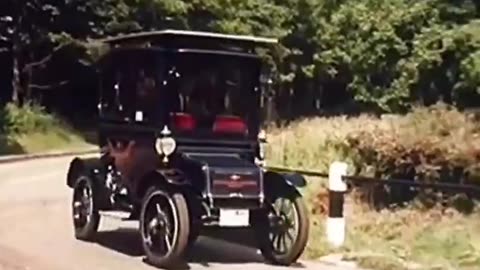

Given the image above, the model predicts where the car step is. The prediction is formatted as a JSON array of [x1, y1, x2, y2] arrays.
[[99, 210, 131, 220]]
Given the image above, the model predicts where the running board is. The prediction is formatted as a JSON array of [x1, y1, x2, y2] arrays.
[[99, 210, 131, 220]]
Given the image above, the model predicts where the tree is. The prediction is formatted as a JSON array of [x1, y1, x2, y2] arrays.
[[0, 2, 14, 106], [3, 0, 136, 105]]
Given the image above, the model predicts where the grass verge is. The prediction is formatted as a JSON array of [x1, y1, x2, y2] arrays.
[[0, 103, 93, 155]]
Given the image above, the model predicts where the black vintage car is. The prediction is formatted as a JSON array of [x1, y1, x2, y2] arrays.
[[66, 29, 309, 268]]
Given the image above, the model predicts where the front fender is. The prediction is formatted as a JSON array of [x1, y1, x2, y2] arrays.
[[264, 171, 307, 190], [66, 157, 103, 188]]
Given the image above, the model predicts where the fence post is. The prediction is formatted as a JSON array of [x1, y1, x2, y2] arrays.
[[327, 161, 348, 248]]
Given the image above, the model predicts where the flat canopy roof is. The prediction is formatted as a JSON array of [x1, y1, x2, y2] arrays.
[[100, 29, 279, 46]]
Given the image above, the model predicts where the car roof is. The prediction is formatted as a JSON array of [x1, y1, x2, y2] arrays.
[[100, 29, 279, 46]]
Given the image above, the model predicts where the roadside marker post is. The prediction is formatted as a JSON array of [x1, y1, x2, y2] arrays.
[[327, 161, 348, 248]]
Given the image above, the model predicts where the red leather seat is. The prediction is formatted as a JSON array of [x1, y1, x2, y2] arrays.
[[213, 115, 248, 135], [170, 113, 196, 131]]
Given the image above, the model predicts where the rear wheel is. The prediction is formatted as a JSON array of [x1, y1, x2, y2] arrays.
[[72, 173, 101, 241], [140, 186, 190, 268], [252, 185, 309, 266]]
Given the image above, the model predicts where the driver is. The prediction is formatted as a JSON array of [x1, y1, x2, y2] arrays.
[[187, 72, 224, 119]]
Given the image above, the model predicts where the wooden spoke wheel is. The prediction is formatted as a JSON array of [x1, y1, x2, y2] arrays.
[[72, 174, 100, 241], [140, 186, 190, 269], [252, 186, 309, 266]]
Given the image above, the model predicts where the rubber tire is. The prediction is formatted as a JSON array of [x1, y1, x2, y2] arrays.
[[140, 186, 190, 269], [184, 192, 202, 254], [186, 224, 200, 253], [72, 174, 101, 241], [252, 186, 310, 266]]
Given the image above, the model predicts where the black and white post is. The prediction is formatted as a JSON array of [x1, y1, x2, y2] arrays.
[[327, 161, 348, 247]]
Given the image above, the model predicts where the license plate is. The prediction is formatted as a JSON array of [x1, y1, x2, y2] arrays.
[[219, 209, 250, 227]]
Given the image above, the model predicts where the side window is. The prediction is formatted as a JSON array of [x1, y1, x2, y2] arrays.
[[99, 57, 130, 121], [131, 56, 166, 124], [99, 59, 117, 119], [99, 52, 167, 124]]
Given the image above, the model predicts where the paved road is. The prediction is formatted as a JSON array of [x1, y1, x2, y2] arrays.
[[0, 155, 353, 270]]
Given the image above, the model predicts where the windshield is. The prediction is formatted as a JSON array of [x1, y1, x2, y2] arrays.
[[164, 52, 262, 138]]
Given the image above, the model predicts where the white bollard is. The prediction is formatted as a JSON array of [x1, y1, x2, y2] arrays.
[[327, 161, 348, 248]]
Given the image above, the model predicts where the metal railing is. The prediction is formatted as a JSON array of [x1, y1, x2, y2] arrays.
[[266, 162, 480, 247]]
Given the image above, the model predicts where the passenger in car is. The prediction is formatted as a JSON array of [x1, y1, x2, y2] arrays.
[[135, 69, 161, 123]]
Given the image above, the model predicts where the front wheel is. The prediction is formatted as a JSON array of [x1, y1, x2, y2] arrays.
[[252, 186, 310, 266], [72, 173, 101, 241], [140, 186, 190, 269]]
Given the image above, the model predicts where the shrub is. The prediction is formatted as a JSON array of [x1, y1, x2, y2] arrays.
[[343, 104, 480, 208], [0, 102, 88, 154], [1, 102, 65, 135], [266, 103, 480, 210]]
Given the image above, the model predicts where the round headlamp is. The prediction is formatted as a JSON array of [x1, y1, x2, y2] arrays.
[[156, 137, 176, 156], [155, 126, 176, 162]]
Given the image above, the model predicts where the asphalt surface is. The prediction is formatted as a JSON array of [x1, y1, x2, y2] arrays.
[[0, 155, 354, 270]]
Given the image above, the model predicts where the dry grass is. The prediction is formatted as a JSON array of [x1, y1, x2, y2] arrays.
[[300, 183, 480, 270], [264, 114, 378, 173], [265, 104, 480, 269], [341, 199, 480, 270]]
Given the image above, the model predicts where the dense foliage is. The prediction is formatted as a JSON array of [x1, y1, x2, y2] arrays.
[[0, 0, 479, 117], [345, 105, 480, 209]]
